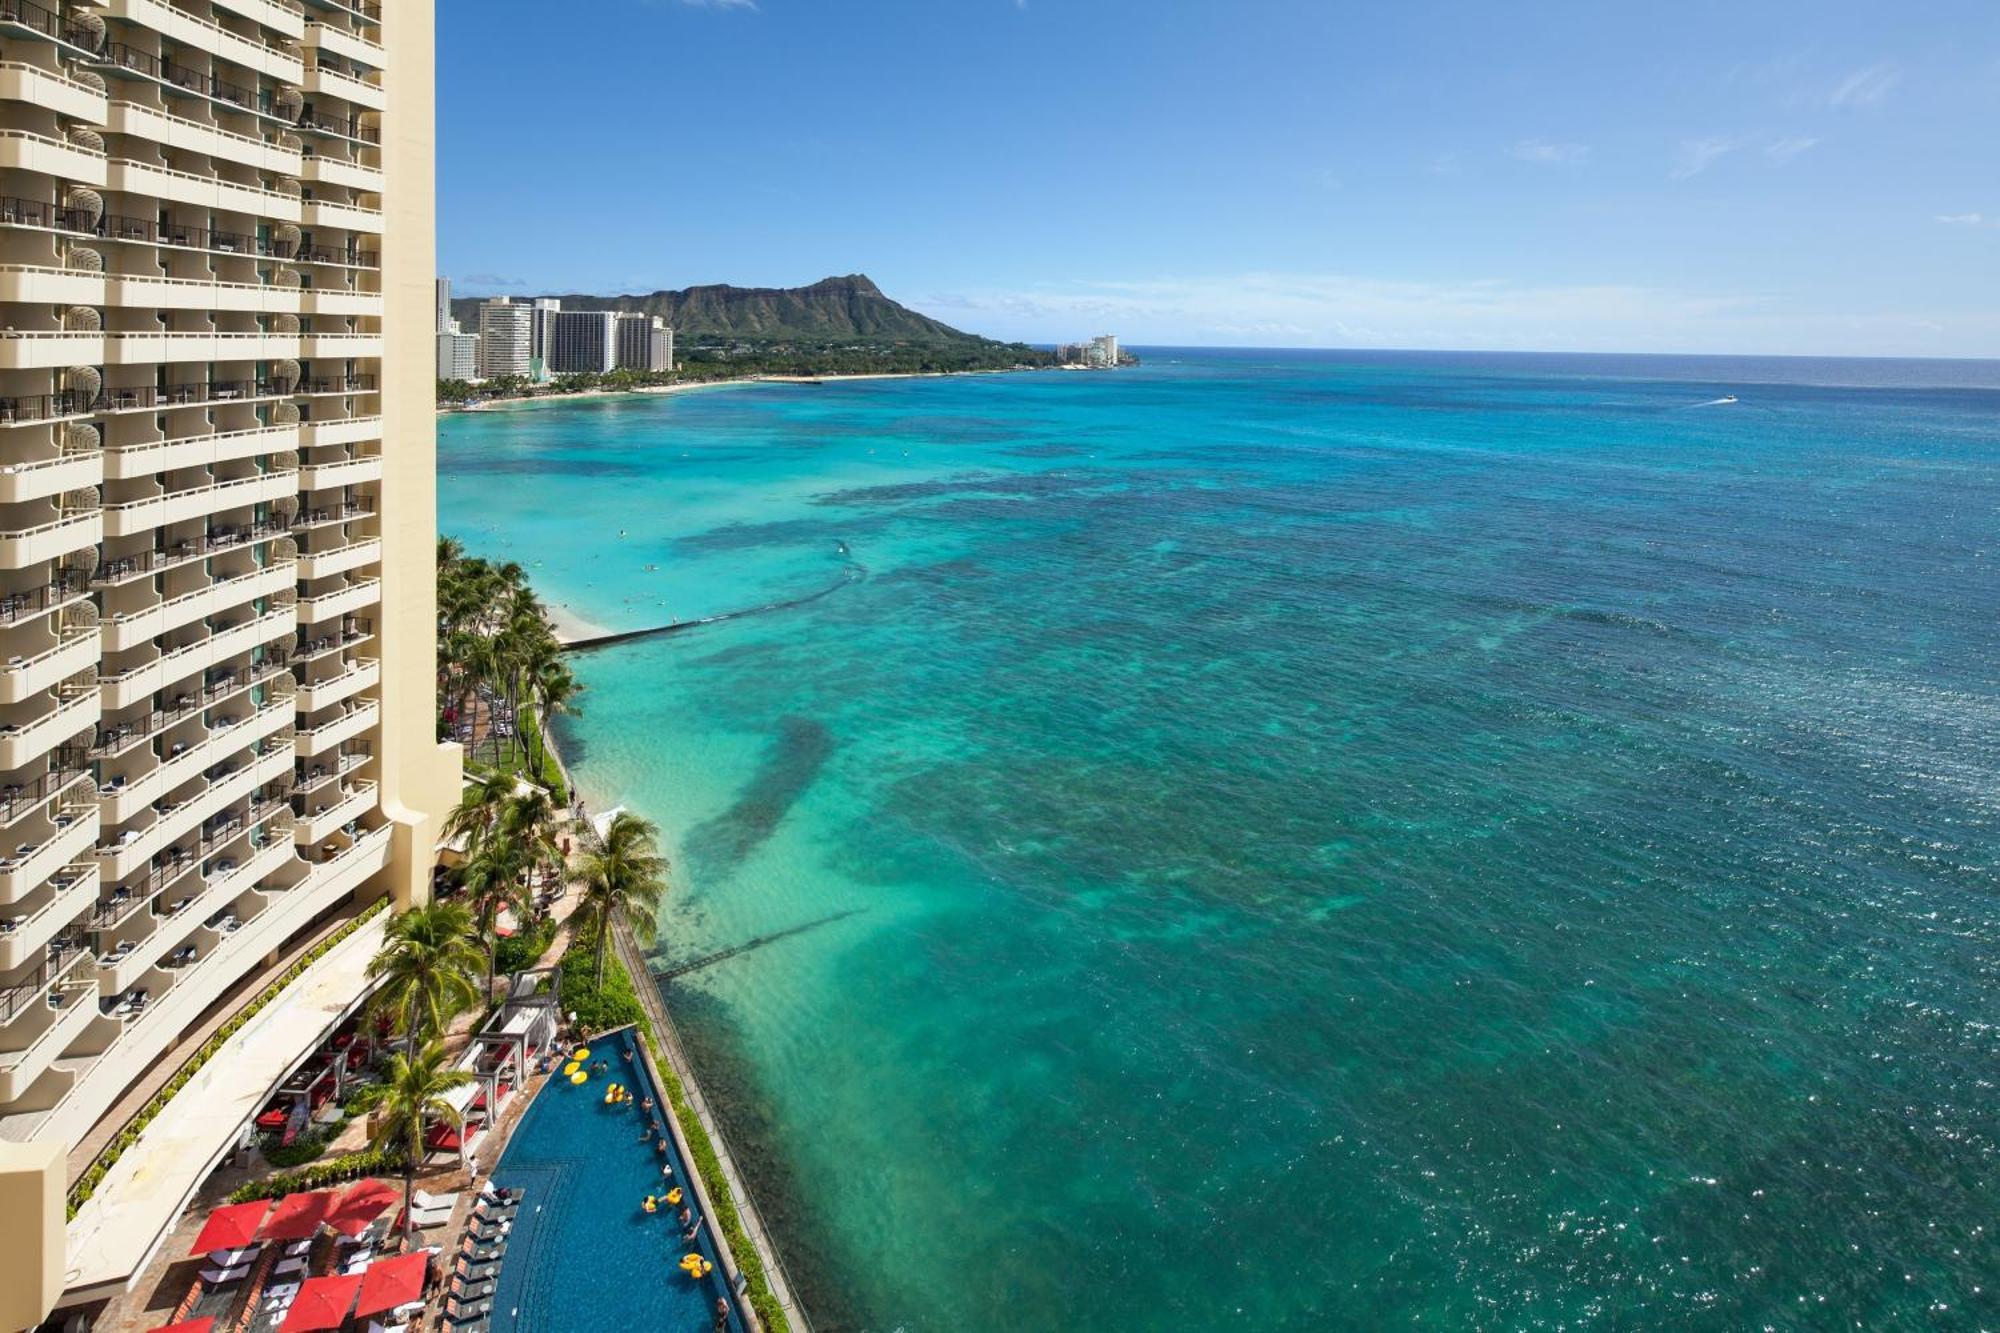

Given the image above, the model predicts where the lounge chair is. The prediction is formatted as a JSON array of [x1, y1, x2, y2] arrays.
[[450, 1277, 497, 1302], [412, 1188, 461, 1213], [445, 1298, 493, 1324], [198, 1263, 250, 1284]]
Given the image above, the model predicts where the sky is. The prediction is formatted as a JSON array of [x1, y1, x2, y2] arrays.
[[437, 0, 2000, 357]]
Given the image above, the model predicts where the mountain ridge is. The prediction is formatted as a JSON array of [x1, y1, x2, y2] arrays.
[[449, 274, 999, 346]]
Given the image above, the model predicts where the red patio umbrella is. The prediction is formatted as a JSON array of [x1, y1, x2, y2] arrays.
[[146, 1319, 216, 1333], [258, 1190, 338, 1241], [353, 1251, 429, 1319], [189, 1200, 269, 1254], [276, 1273, 361, 1333], [326, 1178, 401, 1237]]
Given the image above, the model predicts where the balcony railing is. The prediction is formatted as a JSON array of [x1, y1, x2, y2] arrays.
[[94, 41, 273, 117], [0, 569, 88, 624], [0, 0, 108, 51], [297, 376, 378, 395]]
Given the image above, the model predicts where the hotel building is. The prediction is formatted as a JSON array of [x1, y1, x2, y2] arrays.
[[546, 307, 613, 375], [614, 310, 670, 373], [0, 0, 457, 1324], [475, 294, 527, 379]]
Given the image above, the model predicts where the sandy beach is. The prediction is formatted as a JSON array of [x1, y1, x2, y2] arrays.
[[444, 367, 1036, 413], [543, 601, 614, 644]]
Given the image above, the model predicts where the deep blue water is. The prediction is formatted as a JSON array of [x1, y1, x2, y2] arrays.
[[443, 350, 2000, 1331]]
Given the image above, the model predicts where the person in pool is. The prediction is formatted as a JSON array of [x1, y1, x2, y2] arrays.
[[622, 1048, 634, 1063], [677, 1205, 693, 1228], [593, 1059, 608, 1075], [641, 1096, 654, 1113], [714, 1296, 730, 1330]]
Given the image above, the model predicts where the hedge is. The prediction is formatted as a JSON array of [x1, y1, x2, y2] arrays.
[[66, 897, 391, 1218], [227, 1147, 403, 1203]]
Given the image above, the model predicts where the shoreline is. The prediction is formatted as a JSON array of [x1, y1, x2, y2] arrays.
[[442, 366, 1043, 413]]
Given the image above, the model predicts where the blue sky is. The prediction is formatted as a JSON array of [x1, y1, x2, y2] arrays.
[[438, 0, 2000, 356]]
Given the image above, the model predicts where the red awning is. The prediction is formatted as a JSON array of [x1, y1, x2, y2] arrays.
[[276, 1274, 361, 1333], [146, 1319, 216, 1333], [189, 1200, 269, 1254], [353, 1251, 429, 1318], [258, 1190, 338, 1241], [326, 1178, 401, 1238]]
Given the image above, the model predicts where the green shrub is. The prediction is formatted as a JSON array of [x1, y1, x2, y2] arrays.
[[557, 921, 645, 1032], [494, 914, 556, 975], [227, 1147, 403, 1204], [261, 1121, 345, 1168]]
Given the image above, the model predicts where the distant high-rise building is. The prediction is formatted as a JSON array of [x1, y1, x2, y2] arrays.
[[549, 310, 618, 374], [478, 298, 532, 378], [436, 276, 452, 333], [438, 329, 481, 380], [1089, 334, 1120, 368], [529, 298, 562, 382], [615, 313, 675, 372]]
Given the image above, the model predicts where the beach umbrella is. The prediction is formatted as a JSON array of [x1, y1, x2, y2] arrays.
[[276, 1274, 361, 1333], [189, 1200, 269, 1254], [326, 1178, 401, 1237], [146, 1319, 215, 1333], [258, 1190, 338, 1241], [353, 1251, 429, 1318]]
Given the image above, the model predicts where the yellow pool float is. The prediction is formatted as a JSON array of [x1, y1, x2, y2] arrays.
[[642, 1196, 657, 1214], [679, 1253, 712, 1278], [664, 1187, 683, 1206], [563, 1061, 580, 1076], [569, 1069, 588, 1084], [572, 1047, 590, 1061]]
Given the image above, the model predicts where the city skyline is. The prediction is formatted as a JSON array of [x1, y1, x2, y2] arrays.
[[438, 0, 2000, 358]]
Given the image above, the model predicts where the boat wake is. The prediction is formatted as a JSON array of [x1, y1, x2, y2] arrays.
[[1689, 395, 1740, 407]]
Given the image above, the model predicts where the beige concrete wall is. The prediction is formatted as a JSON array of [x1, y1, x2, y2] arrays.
[[377, 0, 461, 910], [0, 1142, 64, 1332]]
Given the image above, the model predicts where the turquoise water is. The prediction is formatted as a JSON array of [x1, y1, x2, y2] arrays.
[[487, 1029, 742, 1331], [442, 352, 2000, 1331]]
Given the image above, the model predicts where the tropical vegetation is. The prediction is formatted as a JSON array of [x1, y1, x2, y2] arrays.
[[364, 900, 484, 1044], [349, 1041, 475, 1237], [573, 810, 668, 987]]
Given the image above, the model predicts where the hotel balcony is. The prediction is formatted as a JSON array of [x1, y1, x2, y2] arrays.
[[293, 696, 376, 757], [0, 861, 95, 970], [0, 687, 97, 770], [302, 61, 384, 111], [299, 199, 381, 233], [0, 802, 97, 901], [294, 777, 372, 845], [293, 656, 375, 712], [297, 330, 382, 358], [0, 263, 108, 306], [105, 158, 303, 222], [97, 723, 291, 831], [99, 563, 296, 653], [0, 331, 106, 371], [98, 0, 307, 81], [108, 271, 305, 314], [298, 453, 381, 490], [294, 738, 366, 799], [0, 508, 101, 566], [102, 424, 301, 480], [0, 756, 92, 834], [96, 759, 268, 883], [211, 0, 307, 41], [302, 20, 385, 70], [294, 374, 377, 398], [102, 330, 305, 365], [297, 285, 381, 317], [0, 626, 100, 704], [0, 128, 107, 185], [0, 59, 111, 121], [0, 964, 97, 1105], [296, 535, 379, 579], [105, 100, 304, 174], [295, 575, 379, 625], [97, 607, 296, 712], [99, 836, 294, 996], [0, 448, 103, 505], [297, 415, 381, 449], [298, 154, 382, 193], [101, 469, 299, 536]]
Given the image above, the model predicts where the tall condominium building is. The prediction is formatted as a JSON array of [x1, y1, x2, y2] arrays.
[[476, 296, 530, 379], [527, 296, 559, 382], [614, 312, 673, 372], [0, 2, 458, 1326], [435, 275, 451, 332], [547, 309, 615, 374]]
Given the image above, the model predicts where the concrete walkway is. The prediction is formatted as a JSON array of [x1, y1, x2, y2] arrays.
[[64, 914, 388, 1294]]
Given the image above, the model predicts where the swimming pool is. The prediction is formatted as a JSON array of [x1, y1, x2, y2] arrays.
[[486, 1027, 746, 1332]]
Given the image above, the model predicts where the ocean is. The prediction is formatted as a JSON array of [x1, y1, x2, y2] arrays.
[[439, 350, 2000, 1330]]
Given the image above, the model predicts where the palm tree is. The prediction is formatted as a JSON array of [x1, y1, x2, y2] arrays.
[[443, 770, 513, 851], [459, 836, 528, 1002], [574, 811, 668, 987], [352, 1041, 474, 1238], [365, 901, 483, 1045]]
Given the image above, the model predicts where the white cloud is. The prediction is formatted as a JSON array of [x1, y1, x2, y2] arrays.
[[1509, 138, 1589, 167], [1935, 213, 1987, 225], [1829, 63, 1900, 108], [1764, 135, 1818, 163], [913, 271, 2000, 358], [1671, 136, 1738, 179]]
